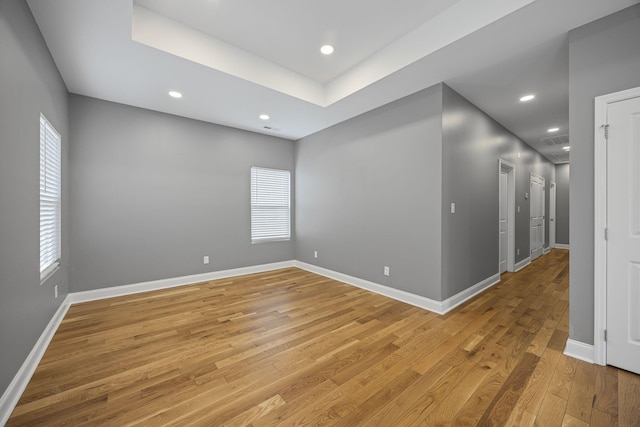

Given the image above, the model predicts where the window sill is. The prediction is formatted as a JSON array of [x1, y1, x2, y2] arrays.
[[40, 261, 60, 284], [251, 238, 291, 244]]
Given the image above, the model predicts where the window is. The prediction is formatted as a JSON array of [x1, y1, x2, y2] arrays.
[[251, 167, 290, 243], [40, 114, 61, 282]]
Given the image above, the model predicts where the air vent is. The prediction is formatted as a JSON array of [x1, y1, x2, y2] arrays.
[[550, 151, 570, 163], [540, 134, 569, 146]]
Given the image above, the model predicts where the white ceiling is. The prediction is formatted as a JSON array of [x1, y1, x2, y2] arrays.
[[27, 0, 640, 163], [134, 0, 463, 84]]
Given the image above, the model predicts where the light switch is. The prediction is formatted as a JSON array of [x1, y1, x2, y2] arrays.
[[451, 203, 456, 214]]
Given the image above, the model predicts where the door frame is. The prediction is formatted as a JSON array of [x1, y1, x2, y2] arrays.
[[529, 173, 545, 260], [594, 85, 640, 366], [499, 160, 516, 272], [549, 181, 556, 248]]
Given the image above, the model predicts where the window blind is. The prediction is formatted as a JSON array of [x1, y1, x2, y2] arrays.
[[251, 167, 290, 243], [40, 114, 61, 281]]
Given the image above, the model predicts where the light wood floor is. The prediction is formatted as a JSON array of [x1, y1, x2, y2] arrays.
[[8, 250, 640, 426]]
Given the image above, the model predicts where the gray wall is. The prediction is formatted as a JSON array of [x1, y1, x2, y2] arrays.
[[69, 95, 295, 292], [441, 85, 555, 299], [295, 85, 444, 300], [295, 83, 556, 302], [555, 164, 570, 246], [0, 0, 69, 395], [568, 4, 640, 345]]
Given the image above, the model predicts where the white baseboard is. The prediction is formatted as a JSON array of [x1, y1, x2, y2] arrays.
[[440, 273, 501, 313], [515, 257, 532, 272], [294, 261, 499, 316], [294, 261, 445, 313], [69, 261, 296, 304], [564, 339, 595, 364], [553, 244, 570, 250], [0, 296, 72, 425], [543, 247, 551, 254]]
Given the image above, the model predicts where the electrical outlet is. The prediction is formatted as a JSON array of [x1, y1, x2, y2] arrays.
[[203, 256, 209, 265], [518, 205, 520, 213], [517, 249, 520, 256], [450, 203, 455, 214], [384, 266, 390, 276], [314, 251, 318, 259], [54, 285, 58, 299]]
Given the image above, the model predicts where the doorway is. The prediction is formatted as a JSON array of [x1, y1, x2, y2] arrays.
[[530, 173, 545, 261], [499, 160, 515, 273], [594, 86, 640, 375]]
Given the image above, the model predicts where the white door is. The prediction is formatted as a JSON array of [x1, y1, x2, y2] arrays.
[[549, 182, 556, 248], [499, 171, 508, 274], [530, 174, 545, 260], [606, 95, 640, 374]]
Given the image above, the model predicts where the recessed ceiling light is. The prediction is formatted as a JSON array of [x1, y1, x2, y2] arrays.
[[548, 127, 560, 133], [563, 146, 570, 151], [519, 94, 535, 102], [168, 91, 182, 98], [259, 114, 270, 120], [320, 45, 334, 55]]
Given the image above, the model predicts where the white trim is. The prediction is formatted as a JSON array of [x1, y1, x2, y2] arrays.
[[553, 244, 570, 250], [69, 261, 295, 304], [593, 86, 640, 366], [564, 339, 595, 364], [0, 296, 71, 425], [529, 173, 546, 261], [515, 257, 531, 272], [440, 272, 501, 313], [549, 181, 556, 249], [499, 160, 516, 272], [543, 246, 551, 255], [294, 261, 499, 316]]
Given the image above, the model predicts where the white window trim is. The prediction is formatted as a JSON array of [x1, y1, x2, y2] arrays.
[[250, 166, 291, 244], [40, 114, 61, 284]]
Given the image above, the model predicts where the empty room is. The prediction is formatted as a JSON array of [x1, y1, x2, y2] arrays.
[[1, 0, 640, 425]]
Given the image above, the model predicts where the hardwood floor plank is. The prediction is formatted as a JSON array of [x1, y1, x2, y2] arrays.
[[476, 352, 540, 426], [566, 360, 597, 423], [590, 408, 618, 427], [7, 250, 640, 426], [618, 369, 640, 427], [535, 390, 569, 426], [593, 365, 618, 417], [517, 347, 562, 414], [548, 354, 578, 400]]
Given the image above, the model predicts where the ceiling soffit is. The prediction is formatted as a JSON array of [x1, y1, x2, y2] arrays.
[[132, 0, 536, 107]]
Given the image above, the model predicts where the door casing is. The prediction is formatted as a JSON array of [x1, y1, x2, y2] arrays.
[[499, 160, 516, 273], [594, 85, 640, 365], [550, 181, 556, 248], [530, 173, 545, 260]]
